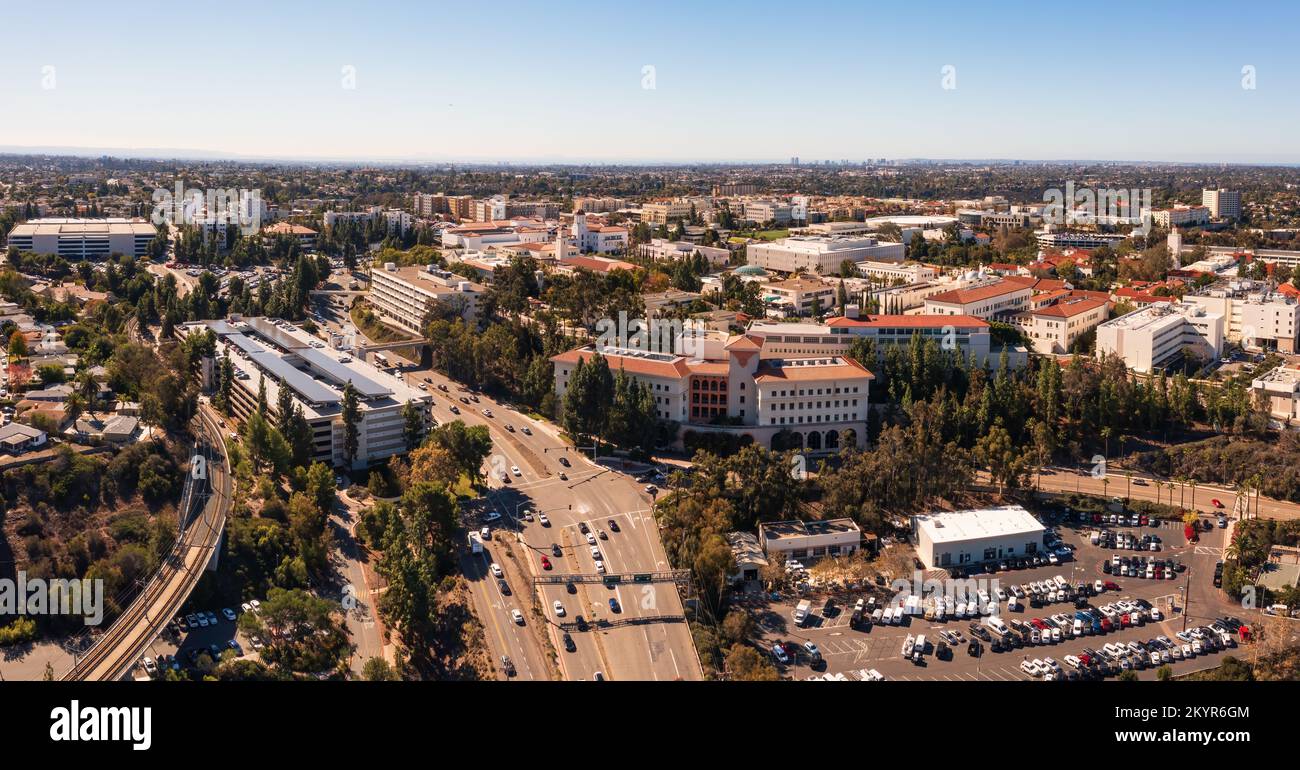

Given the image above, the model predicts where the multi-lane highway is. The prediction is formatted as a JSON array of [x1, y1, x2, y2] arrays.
[[312, 293, 700, 680], [1026, 466, 1300, 521], [63, 404, 231, 681]]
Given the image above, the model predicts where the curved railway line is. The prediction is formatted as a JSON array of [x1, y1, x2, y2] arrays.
[[61, 405, 232, 681]]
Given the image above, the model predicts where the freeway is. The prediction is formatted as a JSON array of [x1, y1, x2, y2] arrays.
[[62, 405, 232, 681], [312, 293, 701, 680]]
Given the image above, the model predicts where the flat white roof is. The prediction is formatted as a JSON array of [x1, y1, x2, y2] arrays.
[[915, 505, 1044, 545]]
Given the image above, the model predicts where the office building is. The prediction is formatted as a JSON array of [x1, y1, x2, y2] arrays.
[[758, 519, 863, 562], [637, 238, 731, 267], [1095, 302, 1224, 373], [367, 263, 484, 333], [1182, 279, 1300, 352], [747, 236, 904, 275], [6, 217, 156, 259]]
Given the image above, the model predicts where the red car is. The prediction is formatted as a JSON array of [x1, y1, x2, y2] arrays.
[[1103, 581, 1120, 591], [1100, 618, 1113, 633], [540, 556, 552, 570], [1212, 499, 1224, 509], [1078, 652, 1092, 666]]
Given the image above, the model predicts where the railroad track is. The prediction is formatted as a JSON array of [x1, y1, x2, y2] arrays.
[[62, 406, 232, 681]]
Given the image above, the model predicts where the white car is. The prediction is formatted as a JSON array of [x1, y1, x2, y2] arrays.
[[249, 599, 262, 614], [511, 466, 521, 477], [538, 513, 550, 526], [553, 601, 566, 617], [511, 609, 524, 625], [483, 409, 493, 418], [586, 532, 597, 545], [490, 563, 503, 578], [594, 560, 606, 574], [521, 426, 531, 435], [589, 545, 601, 559]]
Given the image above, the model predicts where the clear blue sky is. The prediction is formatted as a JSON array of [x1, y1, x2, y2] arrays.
[[2, 0, 1297, 163]]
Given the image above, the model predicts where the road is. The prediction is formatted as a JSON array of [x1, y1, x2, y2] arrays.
[[62, 404, 232, 681], [1029, 466, 1300, 521], [330, 489, 389, 676], [313, 293, 701, 680]]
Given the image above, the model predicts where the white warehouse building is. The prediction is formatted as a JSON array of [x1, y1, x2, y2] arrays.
[[914, 505, 1047, 570]]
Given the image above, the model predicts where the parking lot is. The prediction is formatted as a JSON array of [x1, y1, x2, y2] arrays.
[[134, 601, 268, 679], [747, 508, 1247, 681]]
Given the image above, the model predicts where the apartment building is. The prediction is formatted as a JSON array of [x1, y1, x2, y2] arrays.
[[1007, 296, 1110, 354], [550, 334, 872, 453], [412, 192, 449, 218], [323, 207, 412, 236], [181, 317, 431, 470], [740, 200, 794, 226], [1182, 279, 1300, 352], [572, 196, 627, 213], [1149, 205, 1210, 228], [923, 279, 1032, 319], [1095, 303, 1224, 373], [747, 236, 904, 275], [6, 217, 156, 259], [1202, 188, 1242, 219], [637, 238, 731, 266], [640, 200, 695, 225], [367, 263, 484, 333]]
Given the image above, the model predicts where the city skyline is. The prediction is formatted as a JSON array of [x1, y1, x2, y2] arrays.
[[2, 0, 1298, 164]]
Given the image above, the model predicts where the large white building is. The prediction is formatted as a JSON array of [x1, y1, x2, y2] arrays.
[[746, 236, 904, 275], [637, 238, 730, 266], [758, 518, 863, 562], [1182, 279, 1300, 353], [181, 317, 431, 470], [1095, 302, 1224, 373], [914, 505, 1047, 570], [6, 217, 157, 259], [368, 263, 484, 333], [571, 210, 628, 254], [551, 333, 873, 453], [1202, 188, 1242, 219]]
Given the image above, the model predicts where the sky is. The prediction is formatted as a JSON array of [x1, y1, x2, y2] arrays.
[[1, 0, 1298, 164]]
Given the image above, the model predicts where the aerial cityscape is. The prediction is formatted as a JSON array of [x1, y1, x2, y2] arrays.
[[0, 0, 1297, 749]]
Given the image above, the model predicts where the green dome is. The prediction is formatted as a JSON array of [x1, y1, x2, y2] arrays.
[[735, 265, 768, 276]]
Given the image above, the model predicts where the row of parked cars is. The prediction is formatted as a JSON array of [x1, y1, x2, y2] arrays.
[[1020, 620, 1240, 680], [1103, 554, 1185, 580], [1093, 529, 1163, 552], [981, 597, 1164, 652]]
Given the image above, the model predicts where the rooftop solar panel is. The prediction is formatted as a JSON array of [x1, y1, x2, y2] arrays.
[[248, 350, 340, 404], [297, 347, 392, 398], [246, 317, 311, 350]]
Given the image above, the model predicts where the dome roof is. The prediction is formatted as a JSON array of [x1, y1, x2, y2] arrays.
[[735, 265, 768, 276]]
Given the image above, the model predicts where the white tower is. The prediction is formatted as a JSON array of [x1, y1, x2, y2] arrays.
[[572, 209, 589, 252], [554, 223, 568, 262], [1168, 226, 1182, 269]]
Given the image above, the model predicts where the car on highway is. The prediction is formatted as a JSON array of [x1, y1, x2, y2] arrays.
[[594, 560, 605, 573], [540, 556, 552, 570], [511, 609, 525, 625], [510, 465, 521, 477], [589, 545, 601, 559], [490, 563, 503, 578], [1218, 516, 1228, 528], [482, 408, 493, 418], [505, 424, 514, 432], [449, 405, 460, 414], [558, 456, 570, 467], [479, 526, 491, 540], [562, 633, 576, 652], [418, 382, 428, 390], [497, 579, 511, 596], [558, 471, 567, 480], [608, 597, 621, 613], [521, 426, 531, 435], [598, 529, 608, 540], [644, 484, 657, 494], [539, 513, 550, 527], [566, 581, 576, 594], [607, 519, 619, 532], [500, 656, 515, 676], [553, 600, 566, 617]]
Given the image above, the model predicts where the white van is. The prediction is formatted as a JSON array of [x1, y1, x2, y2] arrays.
[[986, 617, 1009, 636], [914, 634, 927, 656]]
